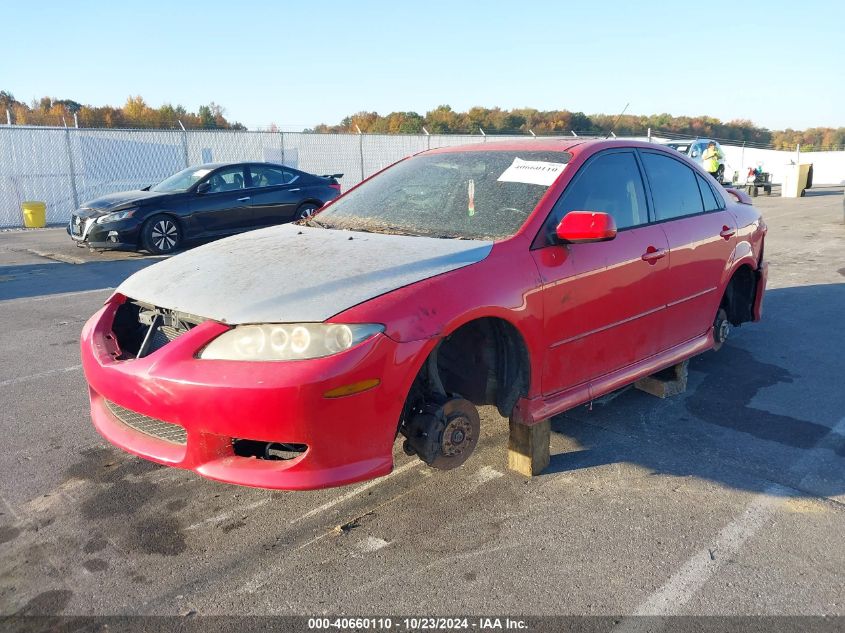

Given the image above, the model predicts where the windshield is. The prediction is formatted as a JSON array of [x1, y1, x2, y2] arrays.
[[313, 150, 570, 240], [151, 167, 214, 193]]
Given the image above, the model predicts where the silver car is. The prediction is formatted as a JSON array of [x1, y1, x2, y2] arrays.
[[664, 139, 726, 182]]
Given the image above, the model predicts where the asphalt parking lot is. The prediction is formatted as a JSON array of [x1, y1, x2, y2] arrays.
[[0, 188, 843, 620]]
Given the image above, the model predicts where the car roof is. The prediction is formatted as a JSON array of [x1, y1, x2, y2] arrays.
[[189, 160, 310, 178], [192, 161, 305, 173], [424, 138, 679, 158], [665, 138, 717, 145]]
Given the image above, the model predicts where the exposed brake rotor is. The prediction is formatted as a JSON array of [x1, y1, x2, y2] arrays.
[[431, 398, 480, 470], [401, 397, 480, 470], [713, 307, 731, 351]]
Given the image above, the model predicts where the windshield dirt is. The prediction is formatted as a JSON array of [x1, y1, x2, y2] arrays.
[[313, 150, 570, 240]]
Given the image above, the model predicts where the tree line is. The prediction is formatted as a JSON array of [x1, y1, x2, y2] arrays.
[[0, 92, 244, 130], [2, 92, 842, 150], [309, 105, 845, 151]]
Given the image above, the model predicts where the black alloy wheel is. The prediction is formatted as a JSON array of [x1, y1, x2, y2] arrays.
[[142, 215, 182, 254]]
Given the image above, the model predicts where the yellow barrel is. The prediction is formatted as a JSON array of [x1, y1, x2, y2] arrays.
[[22, 201, 47, 228]]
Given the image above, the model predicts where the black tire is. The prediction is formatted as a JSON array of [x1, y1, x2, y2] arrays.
[[750, 185, 758, 197], [715, 165, 725, 183], [294, 202, 322, 221], [141, 215, 182, 255]]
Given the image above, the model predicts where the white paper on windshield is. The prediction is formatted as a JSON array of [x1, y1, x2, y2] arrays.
[[497, 157, 567, 186]]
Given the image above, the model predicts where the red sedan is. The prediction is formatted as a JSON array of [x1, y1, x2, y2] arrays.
[[80, 139, 767, 489]]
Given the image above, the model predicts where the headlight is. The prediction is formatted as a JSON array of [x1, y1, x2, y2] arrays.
[[199, 323, 384, 361], [97, 209, 136, 224]]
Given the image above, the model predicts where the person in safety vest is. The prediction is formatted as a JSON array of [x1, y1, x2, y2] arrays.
[[702, 141, 724, 181]]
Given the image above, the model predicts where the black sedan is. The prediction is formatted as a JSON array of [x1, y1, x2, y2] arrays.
[[68, 162, 342, 254]]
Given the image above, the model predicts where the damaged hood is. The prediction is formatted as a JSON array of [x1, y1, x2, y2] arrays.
[[117, 224, 493, 324]]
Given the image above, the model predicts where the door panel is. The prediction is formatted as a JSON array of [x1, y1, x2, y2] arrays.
[[249, 186, 302, 225], [639, 152, 736, 349], [190, 166, 251, 234], [531, 149, 671, 396], [658, 211, 736, 347], [532, 227, 670, 394], [248, 165, 303, 226]]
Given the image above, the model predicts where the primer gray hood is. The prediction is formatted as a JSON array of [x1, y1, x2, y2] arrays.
[[117, 224, 493, 324]]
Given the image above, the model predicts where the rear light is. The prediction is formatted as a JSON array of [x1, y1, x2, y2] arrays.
[[329, 183, 341, 192]]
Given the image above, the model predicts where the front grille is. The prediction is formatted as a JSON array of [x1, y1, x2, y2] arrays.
[[105, 400, 187, 444], [148, 324, 182, 354], [112, 300, 204, 359]]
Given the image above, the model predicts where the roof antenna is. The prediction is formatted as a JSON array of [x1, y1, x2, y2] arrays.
[[605, 102, 630, 139]]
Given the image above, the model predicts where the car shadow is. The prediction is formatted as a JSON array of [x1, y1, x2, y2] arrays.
[[0, 259, 162, 301], [545, 283, 845, 498]]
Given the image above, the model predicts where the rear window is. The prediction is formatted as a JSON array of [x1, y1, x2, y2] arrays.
[[315, 150, 571, 240], [641, 152, 705, 220], [696, 173, 724, 211]]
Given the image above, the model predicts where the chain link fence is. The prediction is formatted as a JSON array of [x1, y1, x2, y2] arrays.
[[0, 127, 545, 227], [2, 126, 843, 228]]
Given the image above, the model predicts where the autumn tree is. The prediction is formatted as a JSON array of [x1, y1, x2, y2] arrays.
[[0, 90, 243, 129]]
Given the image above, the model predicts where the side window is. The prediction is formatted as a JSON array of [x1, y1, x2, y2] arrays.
[[206, 166, 245, 193], [689, 143, 703, 159], [696, 173, 724, 211], [641, 152, 705, 221], [546, 152, 648, 236], [249, 165, 297, 188]]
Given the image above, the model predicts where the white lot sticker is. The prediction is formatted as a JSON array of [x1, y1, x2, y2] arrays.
[[497, 157, 567, 186]]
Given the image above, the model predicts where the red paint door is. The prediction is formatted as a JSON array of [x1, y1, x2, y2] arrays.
[[530, 150, 671, 396], [639, 152, 737, 349]]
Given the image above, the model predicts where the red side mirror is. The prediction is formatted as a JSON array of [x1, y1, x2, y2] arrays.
[[555, 211, 617, 243]]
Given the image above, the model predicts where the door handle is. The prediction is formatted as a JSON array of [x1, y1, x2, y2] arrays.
[[641, 246, 667, 264], [719, 225, 736, 240], [237, 196, 251, 202]]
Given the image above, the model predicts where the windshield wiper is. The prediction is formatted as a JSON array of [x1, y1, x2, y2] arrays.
[[299, 217, 331, 229], [357, 224, 418, 237]]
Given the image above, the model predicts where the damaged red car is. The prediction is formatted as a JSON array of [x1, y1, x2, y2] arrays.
[[80, 139, 767, 489]]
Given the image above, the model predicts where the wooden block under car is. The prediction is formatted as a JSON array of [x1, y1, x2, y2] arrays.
[[507, 418, 551, 476], [634, 359, 689, 398]]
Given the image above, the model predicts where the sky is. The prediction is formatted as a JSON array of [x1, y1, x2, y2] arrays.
[[1, 0, 842, 131]]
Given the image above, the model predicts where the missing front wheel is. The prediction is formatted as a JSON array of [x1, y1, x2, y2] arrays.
[[400, 396, 480, 470]]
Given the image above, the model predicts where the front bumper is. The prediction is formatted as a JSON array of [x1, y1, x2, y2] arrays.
[[81, 296, 428, 489], [753, 260, 768, 321], [68, 216, 142, 250]]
